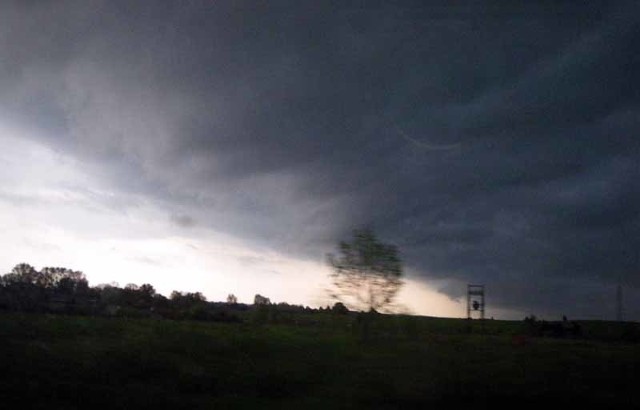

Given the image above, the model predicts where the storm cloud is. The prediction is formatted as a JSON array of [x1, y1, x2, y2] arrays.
[[1, 1, 639, 318]]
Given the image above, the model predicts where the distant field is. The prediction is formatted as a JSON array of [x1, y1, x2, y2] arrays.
[[1, 312, 639, 408]]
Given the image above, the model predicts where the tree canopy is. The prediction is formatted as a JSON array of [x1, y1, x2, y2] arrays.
[[327, 228, 403, 313]]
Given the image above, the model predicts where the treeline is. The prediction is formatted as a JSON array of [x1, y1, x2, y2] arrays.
[[0, 263, 349, 323]]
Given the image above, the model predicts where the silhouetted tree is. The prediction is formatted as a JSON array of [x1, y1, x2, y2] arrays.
[[0, 264, 89, 312], [55, 271, 88, 295], [138, 284, 156, 306], [170, 291, 206, 309], [112, 283, 156, 310], [332, 302, 349, 314], [3, 263, 40, 285], [327, 228, 403, 313], [227, 294, 238, 304], [40, 267, 86, 291], [1, 264, 44, 311], [254, 294, 271, 305], [95, 283, 124, 307]]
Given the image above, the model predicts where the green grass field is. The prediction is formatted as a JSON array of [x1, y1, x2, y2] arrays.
[[1, 312, 638, 408]]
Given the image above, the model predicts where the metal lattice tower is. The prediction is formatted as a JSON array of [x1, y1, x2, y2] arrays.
[[467, 284, 485, 320]]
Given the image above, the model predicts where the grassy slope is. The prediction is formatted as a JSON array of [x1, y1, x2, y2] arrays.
[[0, 312, 638, 409]]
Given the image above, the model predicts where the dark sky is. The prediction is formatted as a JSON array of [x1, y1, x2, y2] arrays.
[[1, 1, 639, 319]]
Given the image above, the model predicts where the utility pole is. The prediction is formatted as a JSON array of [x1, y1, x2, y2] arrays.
[[616, 283, 623, 322]]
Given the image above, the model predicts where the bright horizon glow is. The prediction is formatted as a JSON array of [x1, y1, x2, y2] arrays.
[[0, 226, 472, 317], [0, 127, 483, 318]]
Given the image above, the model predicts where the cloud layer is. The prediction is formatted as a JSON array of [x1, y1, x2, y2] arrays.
[[1, 1, 639, 318]]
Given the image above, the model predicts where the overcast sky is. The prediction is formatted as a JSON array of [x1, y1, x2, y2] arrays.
[[1, 1, 638, 319]]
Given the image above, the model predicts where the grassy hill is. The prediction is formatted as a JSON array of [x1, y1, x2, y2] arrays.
[[1, 312, 639, 408]]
